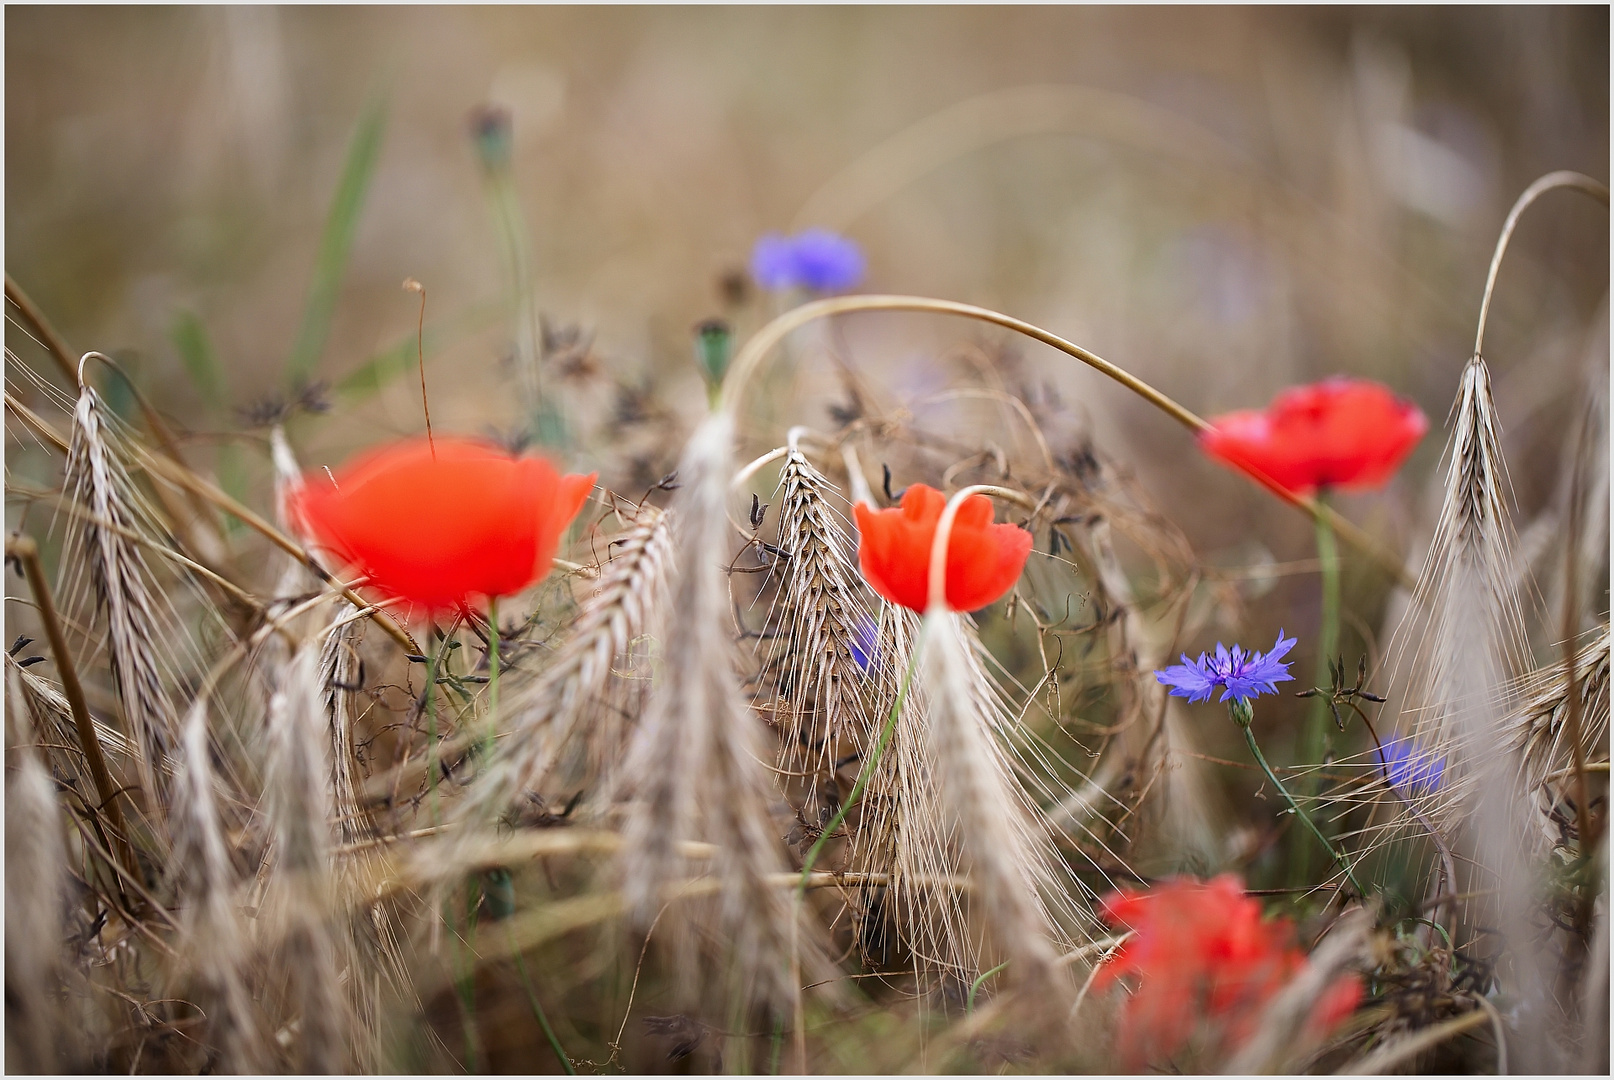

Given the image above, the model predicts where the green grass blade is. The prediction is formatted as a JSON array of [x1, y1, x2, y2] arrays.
[[170, 310, 224, 409], [285, 94, 389, 387]]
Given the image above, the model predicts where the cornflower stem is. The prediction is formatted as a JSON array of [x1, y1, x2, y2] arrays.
[[797, 622, 926, 896], [486, 599, 501, 752], [1234, 702, 1366, 898], [1295, 489, 1340, 884]]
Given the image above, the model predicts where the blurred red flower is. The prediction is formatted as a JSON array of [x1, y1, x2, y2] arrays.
[[853, 483, 1031, 613], [1199, 377, 1427, 495], [1096, 874, 1362, 1071], [293, 436, 596, 614]]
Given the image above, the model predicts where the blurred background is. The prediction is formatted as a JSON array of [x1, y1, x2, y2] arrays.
[[7, 4, 1608, 744]]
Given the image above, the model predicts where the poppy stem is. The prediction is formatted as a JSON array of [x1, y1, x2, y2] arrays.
[[1295, 490, 1340, 884], [423, 626, 455, 829], [487, 598, 500, 742], [509, 923, 576, 1075], [796, 619, 927, 897], [1234, 703, 1365, 898]]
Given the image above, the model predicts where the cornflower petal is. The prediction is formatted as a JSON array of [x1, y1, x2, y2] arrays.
[[1153, 631, 1297, 705], [749, 228, 865, 293], [1374, 735, 1446, 798]]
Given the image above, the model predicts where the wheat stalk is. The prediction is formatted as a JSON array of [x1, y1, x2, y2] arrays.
[[1506, 626, 1610, 845], [922, 611, 1068, 994], [261, 639, 352, 1072]]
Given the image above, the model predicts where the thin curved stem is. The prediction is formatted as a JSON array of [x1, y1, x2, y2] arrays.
[[1240, 718, 1366, 897], [967, 961, 1010, 1015], [720, 294, 1202, 432], [1474, 171, 1609, 358], [718, 293, 1411, 586]]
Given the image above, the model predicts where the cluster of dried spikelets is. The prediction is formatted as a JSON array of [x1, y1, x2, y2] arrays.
[[4, 171, 1608, 1076]]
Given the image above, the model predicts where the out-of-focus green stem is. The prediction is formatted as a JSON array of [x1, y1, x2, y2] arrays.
[[510, 926, 576, 1075], [796, 622, 925, 897], [967, 961, 1010, 1014], [1236, 703, 1364, 897]]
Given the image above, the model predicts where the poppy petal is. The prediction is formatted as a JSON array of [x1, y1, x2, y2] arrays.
[[296, 436, 593, 613]]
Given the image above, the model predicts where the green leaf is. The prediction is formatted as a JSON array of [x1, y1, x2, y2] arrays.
[[285, 93, 390, 387], [170, 310, 224, 409]]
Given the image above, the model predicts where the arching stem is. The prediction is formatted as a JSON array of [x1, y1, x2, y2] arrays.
[[717, 293, 1410, 586]]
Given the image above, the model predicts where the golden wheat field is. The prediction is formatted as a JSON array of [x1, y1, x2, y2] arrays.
[[4, 6, 1609, 1074]]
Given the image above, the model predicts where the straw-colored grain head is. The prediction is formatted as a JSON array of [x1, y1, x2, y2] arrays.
[[920, 611, 1070, 996], [618, 412, 820, 1019], [260, 638, 353, 1072], [170, 694, 267, 1071], [459, 502, 671, 829], [5, 663, 69, 1072], [1380, 353, 1558, 1068], [759, 445, 878, 776], [847, 604, 1100, 1022], [60, 380, 185, 811]]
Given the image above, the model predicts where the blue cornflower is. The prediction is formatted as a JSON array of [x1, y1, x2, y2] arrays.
[[850, 615, 880, 673], [1155, 631, 1297, 704], [1373, 735, 1445, 798], [750, 229, 865, 293]]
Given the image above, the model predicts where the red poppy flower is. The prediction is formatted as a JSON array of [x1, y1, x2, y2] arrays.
[[292, 436, 596, 614], [1199, 377, 1427, 496], [853, 483, 1031, 613], [1095, 875, 1361, 1071]]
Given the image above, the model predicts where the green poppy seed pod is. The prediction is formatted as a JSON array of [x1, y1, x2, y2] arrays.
[[694, 318, 732, 392]]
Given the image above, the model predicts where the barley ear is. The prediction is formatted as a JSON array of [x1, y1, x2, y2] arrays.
[[264, 642, 352, 1072], [922, 611, 1067, 998], [171, 696, 267, 1071], [63, 383, 181, 809], [5, 665, 70, 1072], [619, 412, 811, 1017]]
